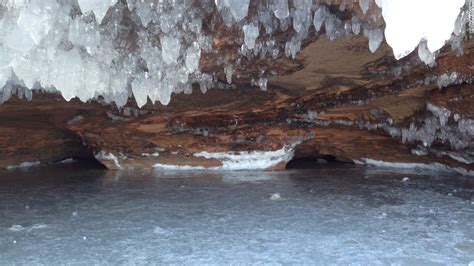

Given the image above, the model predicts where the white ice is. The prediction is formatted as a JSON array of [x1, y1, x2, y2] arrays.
[[243, 23, 259, 50], [193, 145, 295, 170], [355, 158, 474, 176], [271, 0, 289, 20], [0, 0, 467, 107], [6, 161, 41, 170], [94, 151, 121, 169], [77, 0, 118, 23], [224, 0, 250, 22]]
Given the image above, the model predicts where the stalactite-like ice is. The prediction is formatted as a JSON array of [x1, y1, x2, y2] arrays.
[[366, 28, 383, 53], [0, 0, 468, 108], [271, 0, 289, 20], [225, 65, 233, 85], [243, 23, 259, 50], [161, 36, 181, 65], [313, 6, 327, 32], [359, 0, 370, 15], [78, 0, 118, 23], [225, 0, 250, 22]]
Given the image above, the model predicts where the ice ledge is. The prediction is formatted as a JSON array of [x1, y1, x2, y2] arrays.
[[355, 158, 474, 176], [153, 145, 295, 171], [6, 161, 41, 170], [4, 158, 77, 170]]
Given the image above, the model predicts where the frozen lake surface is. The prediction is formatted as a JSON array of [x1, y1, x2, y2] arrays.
[[0, 162, 473, 264]]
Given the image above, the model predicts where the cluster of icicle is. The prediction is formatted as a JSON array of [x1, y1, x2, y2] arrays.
[[0, 0, 469, 107]]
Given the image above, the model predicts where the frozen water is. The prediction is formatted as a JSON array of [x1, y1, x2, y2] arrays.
[[69, 17, 101, 55], [185, 42, 201, 73], [78, 0, 118, 24], [367, 28, 384, 53], [3, 20, 35, 53], [418, 39, 436, 66], [0, 0, 467, 106], [225, 64, 233, 84], [293, 0, 312, 10], [7, 223, 47, 232], [6, 161, 40, 170], [292, 8, 311, 34], [161, 36, 181, 65], [243, 23, 259, 50], [270, 192, 283, 200], [351, 16, 361, 35], [49, 48, 84, 101], [313, 6, 328, 32], [141, 152, 160, 157], [356, 158, 474, 176], [359, 0, 371, 15], [285, 37, 301, 58], [0, 162, 473, 264], [396, 101, 473, 151], [427, 102, 451, 127], [271, 0, 289, 20], [193, 146, 294, 170], [251, 77, 268, 91], [16, 0, 58, 45], [225, 0, 250, 22], [94, 151, 121, 168], [454, 6, 468, 36]]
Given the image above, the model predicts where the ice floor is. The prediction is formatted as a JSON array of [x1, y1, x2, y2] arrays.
[[0, 162, 473, 264]]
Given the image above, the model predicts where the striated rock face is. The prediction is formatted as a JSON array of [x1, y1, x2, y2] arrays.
[[1, 35, 472, 174]]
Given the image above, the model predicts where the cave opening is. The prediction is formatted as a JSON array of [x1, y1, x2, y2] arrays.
[[285, 155, 340, 169]]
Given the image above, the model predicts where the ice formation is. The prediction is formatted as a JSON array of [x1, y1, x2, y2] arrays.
[[271, 0, 289, 19], [299, 99, 473, 168], [94, 151, 121, 168], [399, 102, 473, 151], [78, 0, 117, 23], [0, 0, 469, 107], [355, 158, 474, 176], [153, 146, 295, 171], [363, 27, 383, 53], [141, 152, 160, 157], [251, 77, 268, 91], [6, 161, 41, 170], [243, 23, 259, 50], [359, 0, 370, 15], [152, 163, 206, 171], [193, 145, 295, 170], [270, 193, 283, 200]]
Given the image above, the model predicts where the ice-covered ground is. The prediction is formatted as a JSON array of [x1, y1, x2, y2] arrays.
[[0, 162, 473, 264]]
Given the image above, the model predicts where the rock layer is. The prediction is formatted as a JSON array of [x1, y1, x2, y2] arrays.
[[0, 35, 473, 173]]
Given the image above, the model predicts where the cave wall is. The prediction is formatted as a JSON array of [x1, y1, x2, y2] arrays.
[[1, 35, 472, 174]]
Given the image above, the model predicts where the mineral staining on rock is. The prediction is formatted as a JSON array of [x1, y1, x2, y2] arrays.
[[0, 0, 470, 108]]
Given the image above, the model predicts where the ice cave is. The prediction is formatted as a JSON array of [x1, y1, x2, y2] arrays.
[[0, 0, 473, 264]]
